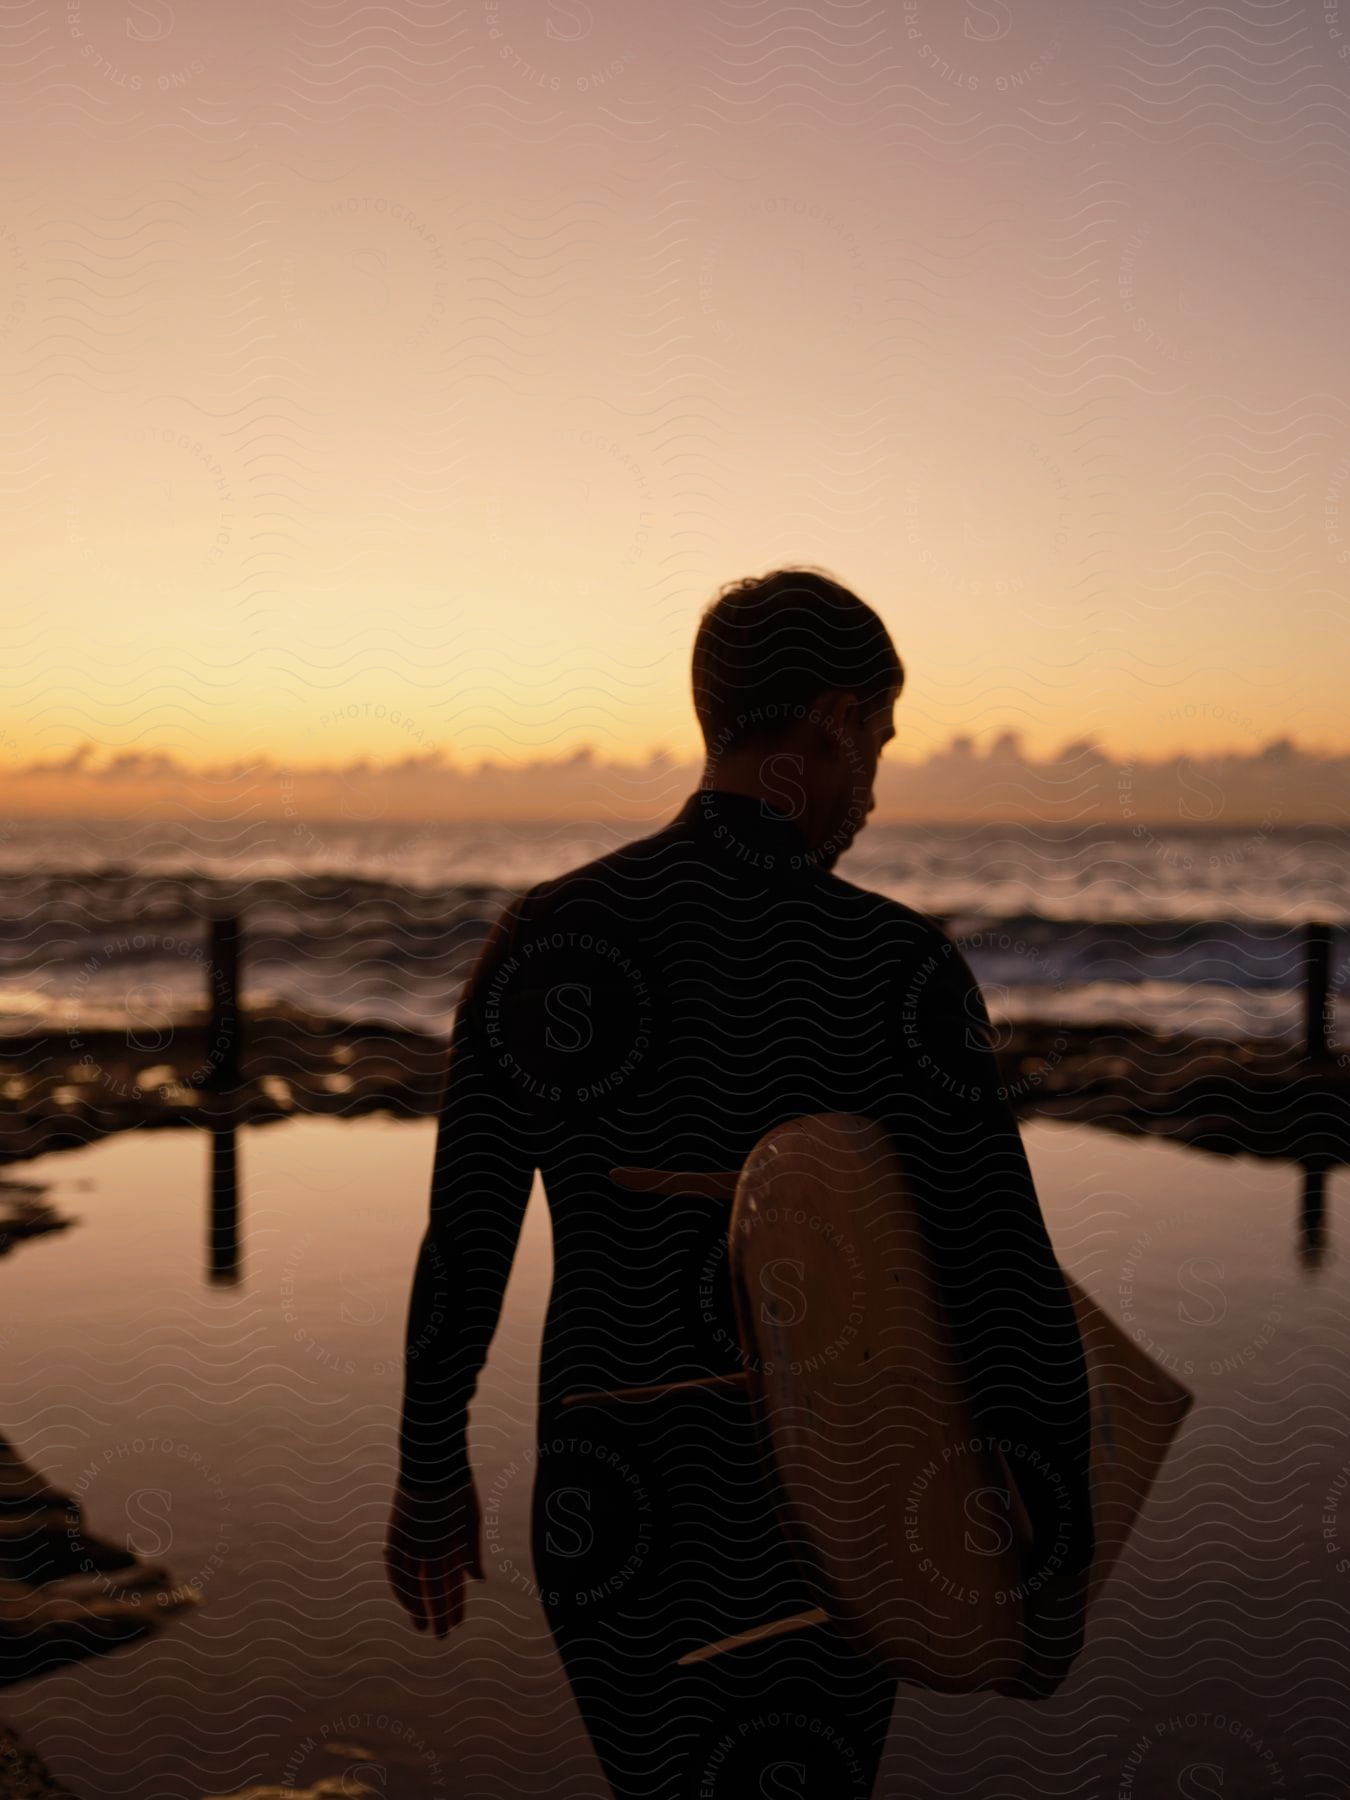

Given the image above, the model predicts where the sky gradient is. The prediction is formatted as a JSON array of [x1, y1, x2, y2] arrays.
[[4, 0, 1349, 813]]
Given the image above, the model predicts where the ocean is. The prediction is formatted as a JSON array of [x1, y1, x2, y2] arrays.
[[0, 817, 1345, 1045]]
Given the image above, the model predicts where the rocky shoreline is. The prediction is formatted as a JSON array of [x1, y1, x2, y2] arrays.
[[0, 1726, 382, 1800], [0, 1008, 446, 1167], [998, 1020, 1350, 1163], [0, 1726, 78, 1800], [0, 1435, 199, 1800], [0, 1006, 1345, 1170]]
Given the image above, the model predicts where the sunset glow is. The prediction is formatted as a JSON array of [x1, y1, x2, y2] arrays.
[[4, 2, 1348, 810]]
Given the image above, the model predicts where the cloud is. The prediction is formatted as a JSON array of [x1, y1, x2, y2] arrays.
[[1, 734, 1344, 825]]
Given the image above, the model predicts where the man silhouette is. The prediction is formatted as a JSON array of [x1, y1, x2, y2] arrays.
[[386, 569, 1093, 1797]]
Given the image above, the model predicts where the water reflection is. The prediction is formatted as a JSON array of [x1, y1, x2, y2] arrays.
[[1300, 1158, 1330, 1270], [208, 1122, 240, 1285]]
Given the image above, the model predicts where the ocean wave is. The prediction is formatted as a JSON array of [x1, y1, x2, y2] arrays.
[[0, 820, 1343, 1042]]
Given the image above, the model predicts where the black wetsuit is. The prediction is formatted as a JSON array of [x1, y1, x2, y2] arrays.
[[399, 790, 1094, 1798]]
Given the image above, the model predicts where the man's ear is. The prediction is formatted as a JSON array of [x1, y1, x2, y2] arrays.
[[814, 689, 857, 742]]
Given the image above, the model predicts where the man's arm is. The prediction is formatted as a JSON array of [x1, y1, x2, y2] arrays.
[[387, 897, 537, 1635], [894, 928, 1095, 1578], [397, 896, 537, 1491]]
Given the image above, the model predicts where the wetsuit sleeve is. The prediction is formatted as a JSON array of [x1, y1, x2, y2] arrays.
[[894, 928, 1095, 1577], [396, 897, 537, 1490]]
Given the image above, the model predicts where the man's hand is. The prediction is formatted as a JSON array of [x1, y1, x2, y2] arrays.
[[384, 1478, 483, 1638]]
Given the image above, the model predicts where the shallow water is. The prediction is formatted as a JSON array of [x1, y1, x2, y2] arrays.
[[2, 1117, 1347, 1799]]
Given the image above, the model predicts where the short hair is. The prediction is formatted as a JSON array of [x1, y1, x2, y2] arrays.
[[691, 568, 903, 750]]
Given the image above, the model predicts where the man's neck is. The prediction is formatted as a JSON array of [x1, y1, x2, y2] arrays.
[[698, 756, 791, 811]]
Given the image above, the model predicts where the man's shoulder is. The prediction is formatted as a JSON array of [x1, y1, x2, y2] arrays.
[[497, 818, 690, 938], [806, 871, 986, 999], [809, 867, 952, 949], [532, 819, 687, 897]]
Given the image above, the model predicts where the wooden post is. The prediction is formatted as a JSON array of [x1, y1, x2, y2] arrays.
[[206, 914, 242, 1283], [1305, 922, 1333, 1061], [208, 914, 242, 1098]]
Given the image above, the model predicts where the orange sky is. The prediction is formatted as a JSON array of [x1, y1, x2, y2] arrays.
[[4, 1, 1349, 804]]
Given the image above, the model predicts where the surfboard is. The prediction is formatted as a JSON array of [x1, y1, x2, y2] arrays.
[[590, 1113, 1193, 1694], [723, 1113, 1193, 1692]]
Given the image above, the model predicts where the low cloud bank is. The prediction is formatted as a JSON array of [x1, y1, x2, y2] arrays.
[[3, 734, 1345, 826]]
